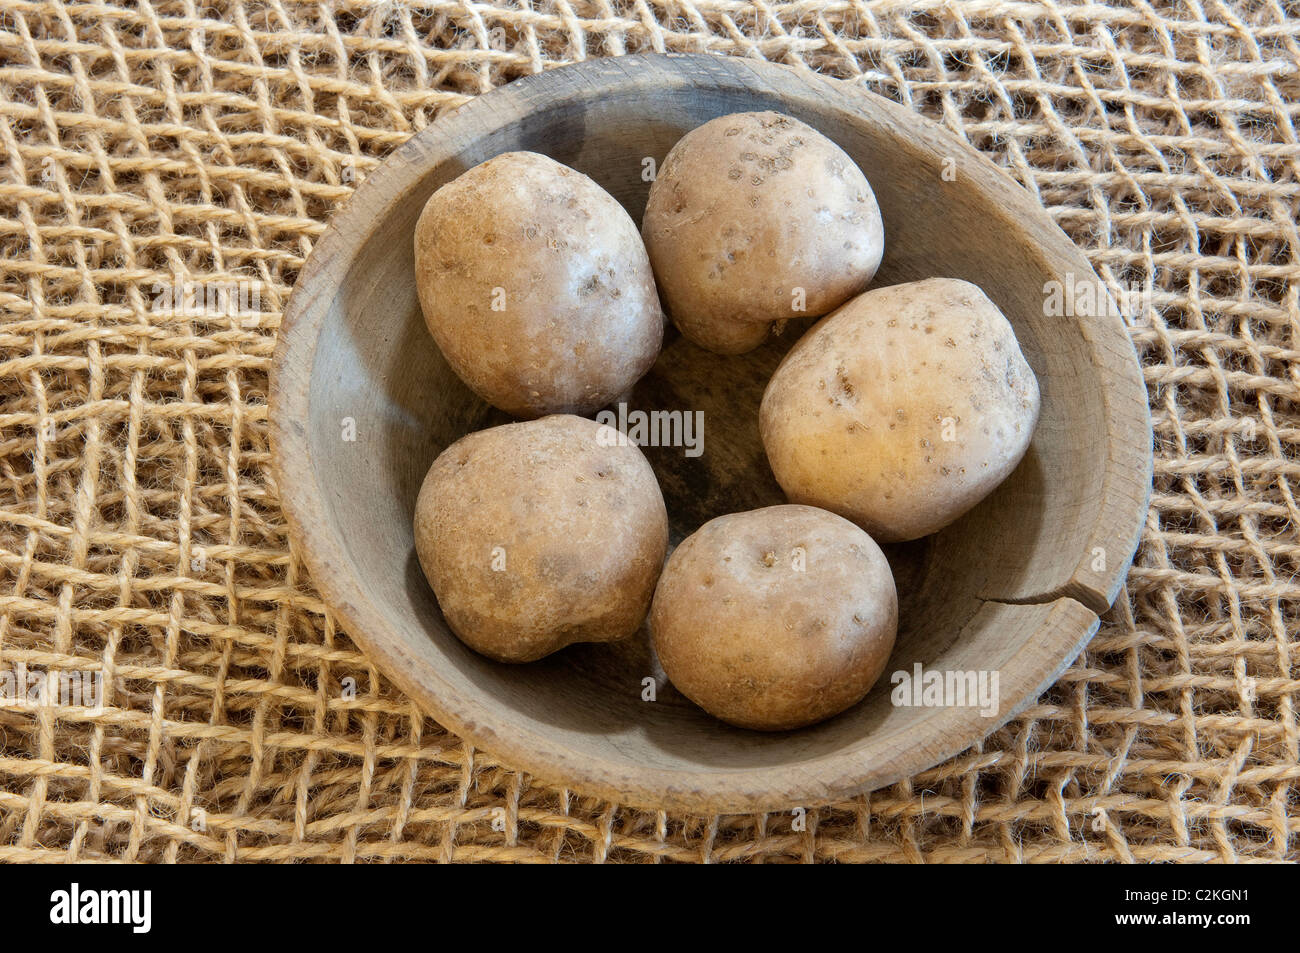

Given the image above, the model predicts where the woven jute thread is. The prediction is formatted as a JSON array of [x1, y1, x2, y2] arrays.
[[0, 0, 1296, 862]]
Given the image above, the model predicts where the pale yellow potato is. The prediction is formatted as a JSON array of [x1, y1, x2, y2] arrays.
[[642, 111, 884, 355], [414, 151, 664, 418], [415, 415, 668, 663], [650, 504, 897, 731], [760, 278, 1040, 543]]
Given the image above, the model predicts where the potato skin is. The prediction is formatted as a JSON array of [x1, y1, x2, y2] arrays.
[[759, 278, 1040, 543], [642, 111, 884, 355], [650, 505, 897, 731], [414, 415, 669, 663], [414, 151, 664, 418]]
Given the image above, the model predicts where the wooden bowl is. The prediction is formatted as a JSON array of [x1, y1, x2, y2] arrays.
[[271, 54, 1152, 813]]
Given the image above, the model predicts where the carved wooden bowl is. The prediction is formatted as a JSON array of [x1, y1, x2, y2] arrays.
[[271, 54, 1152, 813]]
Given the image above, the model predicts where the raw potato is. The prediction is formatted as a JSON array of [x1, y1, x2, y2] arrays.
[[415, 415, 669, 663], [650, 504, 897, 731], [642, 111, 884, 355], [414, 151, 664, 418], [760, 277, 1040, 543]]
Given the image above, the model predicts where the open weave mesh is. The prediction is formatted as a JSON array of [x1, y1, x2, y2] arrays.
[[0, 0, 1297, 862]]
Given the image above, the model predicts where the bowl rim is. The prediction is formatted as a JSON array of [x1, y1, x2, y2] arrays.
[[270, 52, 1153, 813]]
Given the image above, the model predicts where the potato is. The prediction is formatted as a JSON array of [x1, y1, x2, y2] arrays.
[[414, 151, 664, 418], [414, 414, 668, 662], [650, 504, 897, 731], [760, 277, 1040, 543], [642, 111, 884, 355]]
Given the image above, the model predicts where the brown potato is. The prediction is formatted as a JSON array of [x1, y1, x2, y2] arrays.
[[760, 278, 1040, 543], [642, 111, 884, 355], [650, 504, 897, 731], [415, 415, 668, 662], [414, 151, 664, 418]]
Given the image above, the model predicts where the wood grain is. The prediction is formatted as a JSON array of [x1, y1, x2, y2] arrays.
[[269, 53, 1152, 813]]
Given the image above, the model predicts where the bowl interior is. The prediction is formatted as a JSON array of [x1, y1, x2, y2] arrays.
[[281, 56, 1148, 812]]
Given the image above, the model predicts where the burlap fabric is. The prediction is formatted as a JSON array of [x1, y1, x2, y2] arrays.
[[0, 0, 1296, 864]]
